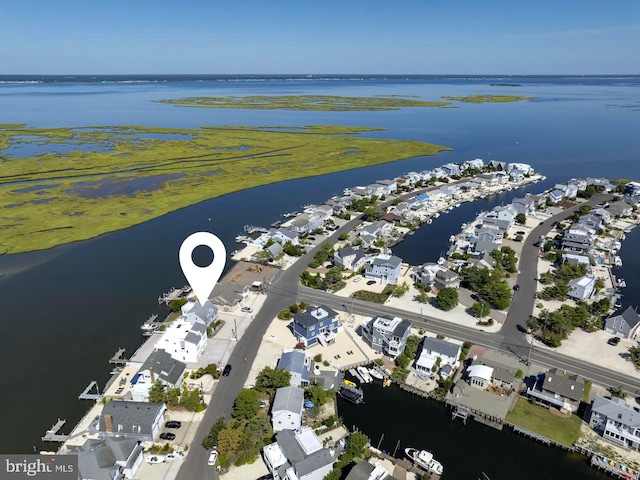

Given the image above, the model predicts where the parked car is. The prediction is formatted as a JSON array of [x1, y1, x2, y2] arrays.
[[608, 337, 621, 346], [160, 432, 176, 440], [366, 280, 376, 285], [146, 456, 165, 464], [353, 276, 361, 283], [222, 364, 232, 376], [516, 230, 526, 235], [513, 284, 520, 291], [241, 306, 253, 313], [208, 449, 219, 466], [165, 421, 182, 429]]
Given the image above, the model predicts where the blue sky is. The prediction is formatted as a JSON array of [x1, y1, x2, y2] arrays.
[[2, 0, 639, 74]]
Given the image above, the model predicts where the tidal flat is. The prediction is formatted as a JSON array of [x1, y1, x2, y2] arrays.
[[441, 94, 535, 103], [0, 124, 450, 254]]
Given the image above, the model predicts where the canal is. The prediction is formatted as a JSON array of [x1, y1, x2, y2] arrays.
[[337, 381, 607, 480]]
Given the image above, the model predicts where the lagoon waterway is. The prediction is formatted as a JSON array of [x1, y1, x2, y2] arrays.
[[0, 76, 639, 465]]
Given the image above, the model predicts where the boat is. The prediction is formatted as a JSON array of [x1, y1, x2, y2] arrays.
[[382, 377, 392, 388], [235, 235, 248, 243], [349, 368, 364, 383], [614, 256, 623, 267], [368, 368, 384, 380], [426, 218, 433, 224], [449, 235, 456, 243], [343, 379, 358, 388], [338, 385, 364, 404], [433, 212, 440, 218], [357, 366, 372, 383], [405, 448, 444, 475], [140, 323, 158, 331]]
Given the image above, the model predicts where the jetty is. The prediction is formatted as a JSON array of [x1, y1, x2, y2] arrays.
[[41, 419, 68, 442], [108, 348, 127, 365]]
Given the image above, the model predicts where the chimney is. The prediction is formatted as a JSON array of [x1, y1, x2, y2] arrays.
[[150, 367, 155, 384], [105, 414, 113, 433]]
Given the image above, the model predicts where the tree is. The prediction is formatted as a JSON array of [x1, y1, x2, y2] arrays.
[[148, 380, 165, 403], [339, 232, 349, 241], [515, 213, 526, 225], [471, 301, 490, 318], [395, 354, 410, 369], [232, 388, 260, 420], [436, 287, 458, 311], [306, 384, 331, 408], [283, 241, 305, 257], [255, 366, 291, 393], [168, 298, 188, 312], [362, 206, 381, 222], [629, 346, 640, 369], [346, 431, 370, 459], [403, 335, 421, 360], [217, 423, 243, 455], [202, 417, 226, 449]]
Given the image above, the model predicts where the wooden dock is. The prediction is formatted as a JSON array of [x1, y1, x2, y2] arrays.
[[41, 419, 69, 442], [108, 348, 127, 365], [78, 381, 101, 400]]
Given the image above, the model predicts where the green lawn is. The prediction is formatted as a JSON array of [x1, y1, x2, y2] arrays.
[[506, 397, 583, 446]]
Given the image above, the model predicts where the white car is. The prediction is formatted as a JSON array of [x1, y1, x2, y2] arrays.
[[353, 276, 361, 283], [241, 307, 253, 313], [208, 449, 218, 466]]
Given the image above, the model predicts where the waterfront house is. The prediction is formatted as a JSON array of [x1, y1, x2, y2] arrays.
[[466, 364, 494, 390], [526, 368, 585, 413], [290, 214, 323, 235], [509, 170, 525, 184], [548, 189, 565, 204], [312, 205, 334, 222], [415, 336, 462, 378], [589, 395, 640, 450], [361, 315, 411, 358], [466, 359, 516, 391], [432, 167, 447, 180], [310, 365, 340, 390], [334, 246, 366, 271], [569, 178, 588, 191], [434, 269, 460, 290], [291, 305, 340, 347], [155, 315, 207, 363], [345, 460, 395, 480], [495, 171, 510, 184], [511, 197, 536, 216], [488, 160, 507, 171], [567, 276, 596, 301], [380, 212, 404, 224], [269, 227, 300, 246], [278, 349, 311, 388], [130, 349, 186, 402], [441, 163, 461, 177], [561, 226, 594, 255], [507, 162, 534, 175], [467, 252, 498, 270], [263, 426, 334, 480], [376, 179, 397, 195], [412, 262, 446, 286], [471, 225, 503, 254], [211, 281, 250, 307], [405, 171, 422, 184], [272, 386, 305, 432], [364, 254, 402, 284], [181, 299, 218, 328], [625, 181, 640, 197], [267, 242, 284, 258], [99, 401, 165, 441], [360, 220, 393, 239], [608, 200, 634, 218], [579, 213, 606, 231], [604, 306, 640, 339], [77, 437, 144, 480], [463, 158, 484, 170], [561, 253, 592, 266]]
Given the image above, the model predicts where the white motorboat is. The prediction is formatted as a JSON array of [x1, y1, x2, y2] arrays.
[[357, 366, 372, 383], [405, 448, 444, 475], [368, 368, 384, 380]]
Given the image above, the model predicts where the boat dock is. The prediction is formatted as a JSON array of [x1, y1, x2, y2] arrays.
[[244, 224, 268, 234], [108, 348, 127, 365], [78, 381, 101, 400], [41, 419, 69, 442], [348, 368, 364, 383], [157, 286, 190, 305]]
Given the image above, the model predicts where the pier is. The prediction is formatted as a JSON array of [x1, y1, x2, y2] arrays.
[[78, 381, 101, 400], [451, 404, 470, 424], [243, 224, 268, 234], [41, 419, 68, 442], [108, 348, 127, 365]]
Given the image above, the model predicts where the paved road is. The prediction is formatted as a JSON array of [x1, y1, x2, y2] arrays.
[[501, 193, 613, 358]]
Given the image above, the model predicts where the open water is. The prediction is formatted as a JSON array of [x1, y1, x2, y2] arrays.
[[0, 76, 639, 475]]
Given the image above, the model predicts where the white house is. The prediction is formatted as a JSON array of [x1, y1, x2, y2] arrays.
[[415, 337, 462, 378], [467, 364, 494, 390], [567, 276, 596, 301], [129, 350, 186, 402], [333, 246, 366, 271], [463, 158, 484, 170], [155, 315, 207, 363], [413, 263, 446, 286], [269, 228, 299, 246], [376, 179, 397, 195], [263, 427, 334, 480], [364, 255, 403, 284], [441, 163, 461, 177], [271, 386, 305, 432], [507, 163, 534, 175], [361, 315, 411, 358]]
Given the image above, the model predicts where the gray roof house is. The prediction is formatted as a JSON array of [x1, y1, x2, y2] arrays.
[[608, 201, 634, 218], [511, 197, 536, 216], [589, 395, 640, 450], [211, 281, 250, 307], [278, 349, 311, 387], [345, 460, 397, 480], [334, 246, 366, 271], [99, 401, 165, 441], [471, 226, 503, 254], [361, 315, 411, 358], [526, 367, 585, 412], [364, 255, 402, 284], [130, 349, 186, 402], [415, 337, 462, 378], [272, 386, 305, 432], [434, 269, 460, 290], [266, 242, 284, 258], [263, 426, 334, 480], [77, 437, 144, 480], [567, 276, 595, 301], [604, 306, 640, 339]]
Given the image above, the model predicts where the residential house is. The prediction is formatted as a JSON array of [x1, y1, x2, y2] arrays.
[[434, 269, 460, 290], [414, 337, 462, 378], [466, 364, 494, 390], [278, 350, 311, 388], [266, 242, 284, 258], [291, 305, 340, 347], [129, 350, 186, 402], [509, 170, 525, 184], [608, 200, 634, 218], [211, 281, 250, 307], [361, 315, 411, 358], [527, 194, 547, 209], [578, 213, 605, 231], [511, 197, 536, 216], [181, 300, 218, 328], [376, 179, 397, 195], [569, 178, 588, 191], [312, 205, 334, 222], [432, 167, 447, 180], [467, 252, 498, 270], [345, 460, 396, 480], [290, 214, 323, 235], [412, 263, 446, 286], [154, 315, 207, 363], [380, 212, 404, 224], [589, 395, 640, 450], [604, 306, 640, 339], [98, 401, 165, 441], [625, 181, 640, 196], [272, 386, 305, 432], [263, 426, 335, 480], [463, 158, 484, 170], [488, 160, 507, 171], [494, 171, 510, 184], [471, 225, 503, 254], [405, 171, 422, 184], [591, 207, 612, 223], [269, 227, 299, 246], [561, 253, 591, 266], [526, 368, 585, 413], [333, 246, 366, 271], [409, 193, 433, 209], [561, 226, 594, 255], [466, 359, 516, 391], [548, 189, 565, 204], [567, 276, 596, 301], [507, 163, 534, 175], [441, 163, 461, 177], [77, 437, 144, 480], [360, 220, 393, 240], [364, 254, 403, 284]]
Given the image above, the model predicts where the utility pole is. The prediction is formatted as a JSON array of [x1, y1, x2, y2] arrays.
[[527, 330, 534, 366]]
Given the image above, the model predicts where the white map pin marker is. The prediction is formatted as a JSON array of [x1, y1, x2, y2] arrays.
[[179, 232, 226, 306]]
